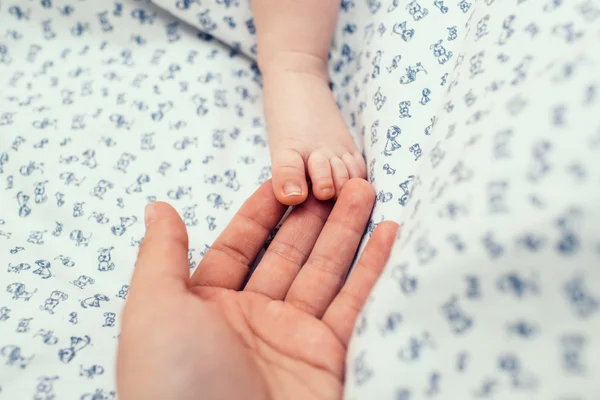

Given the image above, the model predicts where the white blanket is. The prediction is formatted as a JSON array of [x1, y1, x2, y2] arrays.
[[1, 0, 600, 398]]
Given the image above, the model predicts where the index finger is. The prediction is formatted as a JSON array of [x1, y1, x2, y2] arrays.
[[190, 180, 288, 290]]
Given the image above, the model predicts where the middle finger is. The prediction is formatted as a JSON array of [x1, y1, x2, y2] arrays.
[[285, 179, 376, 318]]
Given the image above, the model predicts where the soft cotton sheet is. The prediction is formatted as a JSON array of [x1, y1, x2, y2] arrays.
[[1, 0, 600, 398]]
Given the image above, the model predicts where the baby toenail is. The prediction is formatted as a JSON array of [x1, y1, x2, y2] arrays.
[[322, 187, 333, 196], [283, 183, 302, 196]]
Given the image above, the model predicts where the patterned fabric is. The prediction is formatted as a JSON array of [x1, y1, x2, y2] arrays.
[[0, 1, 268, 398], [151, 0, 258, 60], [1, 0, 600, 399]]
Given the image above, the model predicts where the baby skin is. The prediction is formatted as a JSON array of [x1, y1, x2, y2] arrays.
[[252, 0, 367, 206]]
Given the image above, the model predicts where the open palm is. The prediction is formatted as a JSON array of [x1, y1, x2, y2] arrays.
[[117, 180, 397, 400]]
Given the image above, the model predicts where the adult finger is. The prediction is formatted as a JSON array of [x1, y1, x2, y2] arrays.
[[245, 193, 332, 300], [129, 202, 191, 299], [322, 221, 398, 346], [190, 180, 287, 290], [285, 179, 375, 318]]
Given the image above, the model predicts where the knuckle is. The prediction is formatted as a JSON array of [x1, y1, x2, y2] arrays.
[[267, 239, 306, 265]]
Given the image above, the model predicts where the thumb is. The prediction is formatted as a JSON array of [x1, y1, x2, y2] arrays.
[[130, 202, 191, 297]]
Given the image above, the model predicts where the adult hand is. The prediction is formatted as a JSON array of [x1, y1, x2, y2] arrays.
[[117, 179, 398, 400]]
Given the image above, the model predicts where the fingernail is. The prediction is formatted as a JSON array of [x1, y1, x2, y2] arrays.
[[283, 183, 302, 197], [144, 203, 157, 228]]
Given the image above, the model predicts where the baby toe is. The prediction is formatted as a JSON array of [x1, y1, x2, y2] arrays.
[[271, 148, 309, 206], [353, 151, 368, 179], [341, 152, 366, 179], [330, 156, 350, 197], [307, 152, 335, 200]]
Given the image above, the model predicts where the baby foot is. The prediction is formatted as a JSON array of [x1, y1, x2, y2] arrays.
[[263, 70, 367, 206]]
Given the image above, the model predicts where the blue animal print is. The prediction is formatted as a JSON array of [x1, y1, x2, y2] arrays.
[[1, 345, 34, 369], [430, 40, 453, 64], [58, 336, 91, 364], [0, 0, 599, 398]]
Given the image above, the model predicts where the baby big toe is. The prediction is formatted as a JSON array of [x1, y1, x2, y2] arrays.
[[307, 152, 335, 200], [272, 148, 309, 206]]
